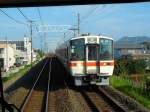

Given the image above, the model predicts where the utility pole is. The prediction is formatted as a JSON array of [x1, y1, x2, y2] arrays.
[[77, 13, 80, 36], [40, 34, 43, 54], [44, 32, 47, 54], [0, 66, 5, 112], [29, 20, 33, 67], [5, 37, 8, 71], [64, 32, 66, 38]]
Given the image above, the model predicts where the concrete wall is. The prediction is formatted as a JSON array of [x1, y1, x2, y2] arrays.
[[3, 45, 15, 71]]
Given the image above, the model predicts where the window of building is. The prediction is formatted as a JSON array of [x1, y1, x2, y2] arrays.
[[0, 48, 4, 54]]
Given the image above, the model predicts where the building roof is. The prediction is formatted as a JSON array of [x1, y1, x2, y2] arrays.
[[141, 41, 150, 45], [0, 40, 24, 42], [0, 44, 6, 48], [0, 43, 16, 49]]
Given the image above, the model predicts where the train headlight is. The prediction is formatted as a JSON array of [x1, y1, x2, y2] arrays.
[[103, 63, 107, 66], [77, 63, 82, 67]]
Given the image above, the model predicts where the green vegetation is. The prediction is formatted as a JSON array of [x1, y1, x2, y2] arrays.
[[37, 49, 44, 59], [112, 58, 150, 109], [110, 75, 150, 110], [145, 76, 150, 89], [2, 64, 30, 82], [114, 58, 147, 75]]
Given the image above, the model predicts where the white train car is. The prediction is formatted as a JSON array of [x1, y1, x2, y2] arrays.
[[56, 35, 114, 86]]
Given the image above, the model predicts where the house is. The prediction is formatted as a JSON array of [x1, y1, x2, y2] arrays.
[[0, 43, 16, 71], [114, 36, 150, 60], [0, 36, 32, 65], [141, 41, 150, 54]]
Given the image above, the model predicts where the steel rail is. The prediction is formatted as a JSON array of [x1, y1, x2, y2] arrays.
[[45, 58, 52, 112], [20, 58, 49, 112], [97, 87, 128, 112], [80, 89, 100, 112]]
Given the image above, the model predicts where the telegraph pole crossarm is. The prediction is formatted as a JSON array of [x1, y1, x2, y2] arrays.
[[68, 13, 80, 37], [68, 28, 78, 38]]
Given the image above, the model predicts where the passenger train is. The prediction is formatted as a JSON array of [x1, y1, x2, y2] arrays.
[[55, 35, 114, 86]]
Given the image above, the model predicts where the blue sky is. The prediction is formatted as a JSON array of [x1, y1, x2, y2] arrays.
[[0, 2, 150, 51]]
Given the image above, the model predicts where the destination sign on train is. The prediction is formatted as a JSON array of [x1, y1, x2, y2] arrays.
[[87, 38, 97, 43]]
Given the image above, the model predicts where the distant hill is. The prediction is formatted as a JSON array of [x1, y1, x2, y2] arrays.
[[115, 36, 150, 49], [116, 36, 150, 44]]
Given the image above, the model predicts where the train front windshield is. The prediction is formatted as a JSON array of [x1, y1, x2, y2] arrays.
[[88, 45, 98, 60], [70, 38, 85, 61], [99, 39, 113, 60]]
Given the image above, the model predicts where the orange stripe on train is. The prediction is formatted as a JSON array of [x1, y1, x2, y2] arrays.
[[69, 61, 114, 67]]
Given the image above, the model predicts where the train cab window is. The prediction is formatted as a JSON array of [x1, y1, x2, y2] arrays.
[[99, 39, 113, 60], [88, 45, 98, 60], [70, 38, 85, 61]]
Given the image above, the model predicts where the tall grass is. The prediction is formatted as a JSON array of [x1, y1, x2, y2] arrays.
[[110, 76, 150, 110], [2, 65, 30, 82]]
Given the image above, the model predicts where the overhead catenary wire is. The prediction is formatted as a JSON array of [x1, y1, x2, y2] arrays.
[[17, 8, 39, 32], [35, 24, 39, 32], [36, 7, 43, 33], [81, 6, 99, 21], [33, 23, 39, 32], [36, 7, 49, 53], [37, 7, 44, 25], [0, 9, 26, 25], [17, 8, 30, 21], [80, 5, 106, 25]]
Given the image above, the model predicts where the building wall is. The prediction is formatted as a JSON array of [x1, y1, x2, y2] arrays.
[[143, 44, 150, 54], [118, 49, 142, 55], [12, 37, 32, 65], [2, 45, 15, 71], [0, 37, 36, 67], [24, 37, 31, 64]]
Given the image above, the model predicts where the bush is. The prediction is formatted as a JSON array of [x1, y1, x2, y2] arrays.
[[114, 59, 128, 75], [145, 76, 150, 90], [114, 58, 147, 75]]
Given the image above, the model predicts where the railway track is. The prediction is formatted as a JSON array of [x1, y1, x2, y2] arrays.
[[4, 57, 147, 112], [78, 86, 129, 112], [20, 58, 52, 112], [48, 57, 69, 112], [4, 58, 49, 109], [5, 57, 74, 112]]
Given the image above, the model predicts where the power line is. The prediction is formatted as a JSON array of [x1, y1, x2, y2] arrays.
[[80, 5, 106, 24], [17, 8, 30, 21], [0, 9, 26, 25], [17, 8, 40, 32], [36, 7, 47, 53], [81, 6, 98, 20], [33, 23, 39, 32], [17, 8, 39, 33], [37, 7, 44, 25]]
